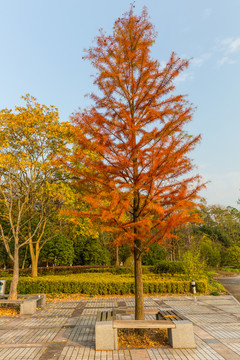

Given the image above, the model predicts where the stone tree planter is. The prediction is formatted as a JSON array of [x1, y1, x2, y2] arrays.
[[95, 308, 196, 350]]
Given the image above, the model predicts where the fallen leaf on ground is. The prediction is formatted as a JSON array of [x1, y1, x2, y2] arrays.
[[118, 328, 169, 349], [0, 308, 18, 316]]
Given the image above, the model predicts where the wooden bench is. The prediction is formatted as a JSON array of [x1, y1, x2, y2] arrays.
[[95, 308, 196, 350]]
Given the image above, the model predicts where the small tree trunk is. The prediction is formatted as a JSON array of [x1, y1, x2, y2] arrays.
[[8, 244, 19, 300], [116, 246, 119, 266], [31, 256, 39, 277], [134, 240, 144, 320], [29, 241, 39, 277], [21, 246, 28, 269]]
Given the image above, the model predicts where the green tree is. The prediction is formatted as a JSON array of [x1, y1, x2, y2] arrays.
[[73, 236, 111, 265], [224, 246, 240, 267], [199, 237, 221, 267], [39, 234, 74, 266], [142, 244, 167, 265], [198, 206, 240, 247]]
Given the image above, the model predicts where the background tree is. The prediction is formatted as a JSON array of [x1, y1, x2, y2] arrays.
[[197, 205, 240, 247], [39, 233, 75, 266], [64, 7, 204, 319], [73, 235, 111, 266], [0, 95, 71, 298], [199, 237, 221, 267], [223, 245, 240, 267], [142, 243, 167, 265]]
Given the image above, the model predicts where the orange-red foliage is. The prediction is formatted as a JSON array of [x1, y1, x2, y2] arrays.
[[68, 7, 205, 252]]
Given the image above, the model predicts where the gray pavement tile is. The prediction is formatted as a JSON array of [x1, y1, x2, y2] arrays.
[[186, 313, 238, 324], [1, 296, 240, 360], [0, 347, 46, 360], [45, 302, 79, 309], [201, 323, 240, 339], [213, 305, 240, 313], [203, 339, 221, 343], [36, 309, 74, 317]]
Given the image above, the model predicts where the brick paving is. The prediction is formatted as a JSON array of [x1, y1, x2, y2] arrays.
[[0, 295, 240, 359]]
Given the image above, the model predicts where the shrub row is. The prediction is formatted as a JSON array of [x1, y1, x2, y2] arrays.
[[4, 274, 207, 295], [0, 265, 155, 277], [0, 261, 190, 277]]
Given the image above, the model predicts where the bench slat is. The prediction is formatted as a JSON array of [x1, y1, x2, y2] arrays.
[[113, 320, 176, 329], [157, 310, 184, 321], [96, 312, 102, 322], [112, 310, 116, 320], [106, 311, 112, 321]]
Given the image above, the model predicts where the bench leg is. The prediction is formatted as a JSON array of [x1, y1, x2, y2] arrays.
[[95, 321, 118, 350], [20, 300, 37, 315], [168, 320, 196, 349]]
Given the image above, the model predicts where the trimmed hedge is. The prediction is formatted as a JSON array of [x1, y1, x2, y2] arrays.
[[0, 261, 191, 277], [0, 265, 155, 277], [3, 273, 208, 295]]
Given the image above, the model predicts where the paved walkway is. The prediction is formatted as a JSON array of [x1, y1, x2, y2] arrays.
[[218, 276, 240, 302], [0, 295, 240, 359]]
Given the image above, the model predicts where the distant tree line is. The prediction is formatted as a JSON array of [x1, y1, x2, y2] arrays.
[[1, 203, 240, 270]]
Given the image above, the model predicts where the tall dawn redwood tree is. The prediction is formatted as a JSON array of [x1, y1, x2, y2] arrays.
[[69, 7, 204, 319]]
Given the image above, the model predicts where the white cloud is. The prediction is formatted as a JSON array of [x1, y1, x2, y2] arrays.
[[222, 37, 240, 54], [192, 53, 212, 67], [215, 37, 240, 66], [218, 56, 236, 66]]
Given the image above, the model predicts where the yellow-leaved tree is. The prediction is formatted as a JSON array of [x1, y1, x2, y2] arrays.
[[0, 95, 73, 299]]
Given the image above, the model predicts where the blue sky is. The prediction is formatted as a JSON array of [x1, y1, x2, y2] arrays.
[[0, 0, 239, 207]]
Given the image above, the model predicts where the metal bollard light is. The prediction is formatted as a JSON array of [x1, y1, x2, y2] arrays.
[[191, 280, 196, 294], [0, 280, 6, 295]]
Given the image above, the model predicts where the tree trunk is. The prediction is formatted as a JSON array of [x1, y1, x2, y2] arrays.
[[31, 255, 39, 277], [8, 244, 19, 300], [116, 246, 119, 266], [29, 241, 39, 277], [21, 246, 28, 269], [134, 240, 144, 320]]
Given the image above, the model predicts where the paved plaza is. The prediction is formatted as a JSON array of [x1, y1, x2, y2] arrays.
[[0, 295, 240, 359]]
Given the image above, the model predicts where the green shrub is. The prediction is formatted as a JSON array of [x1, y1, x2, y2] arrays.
[[181, 251, 205, 280], [220, 267, 240, 273], [1, 265, 154, 277], [206, 272, 226, 294], [3, 273, 207, 295], [154, 260, 184, 274]]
